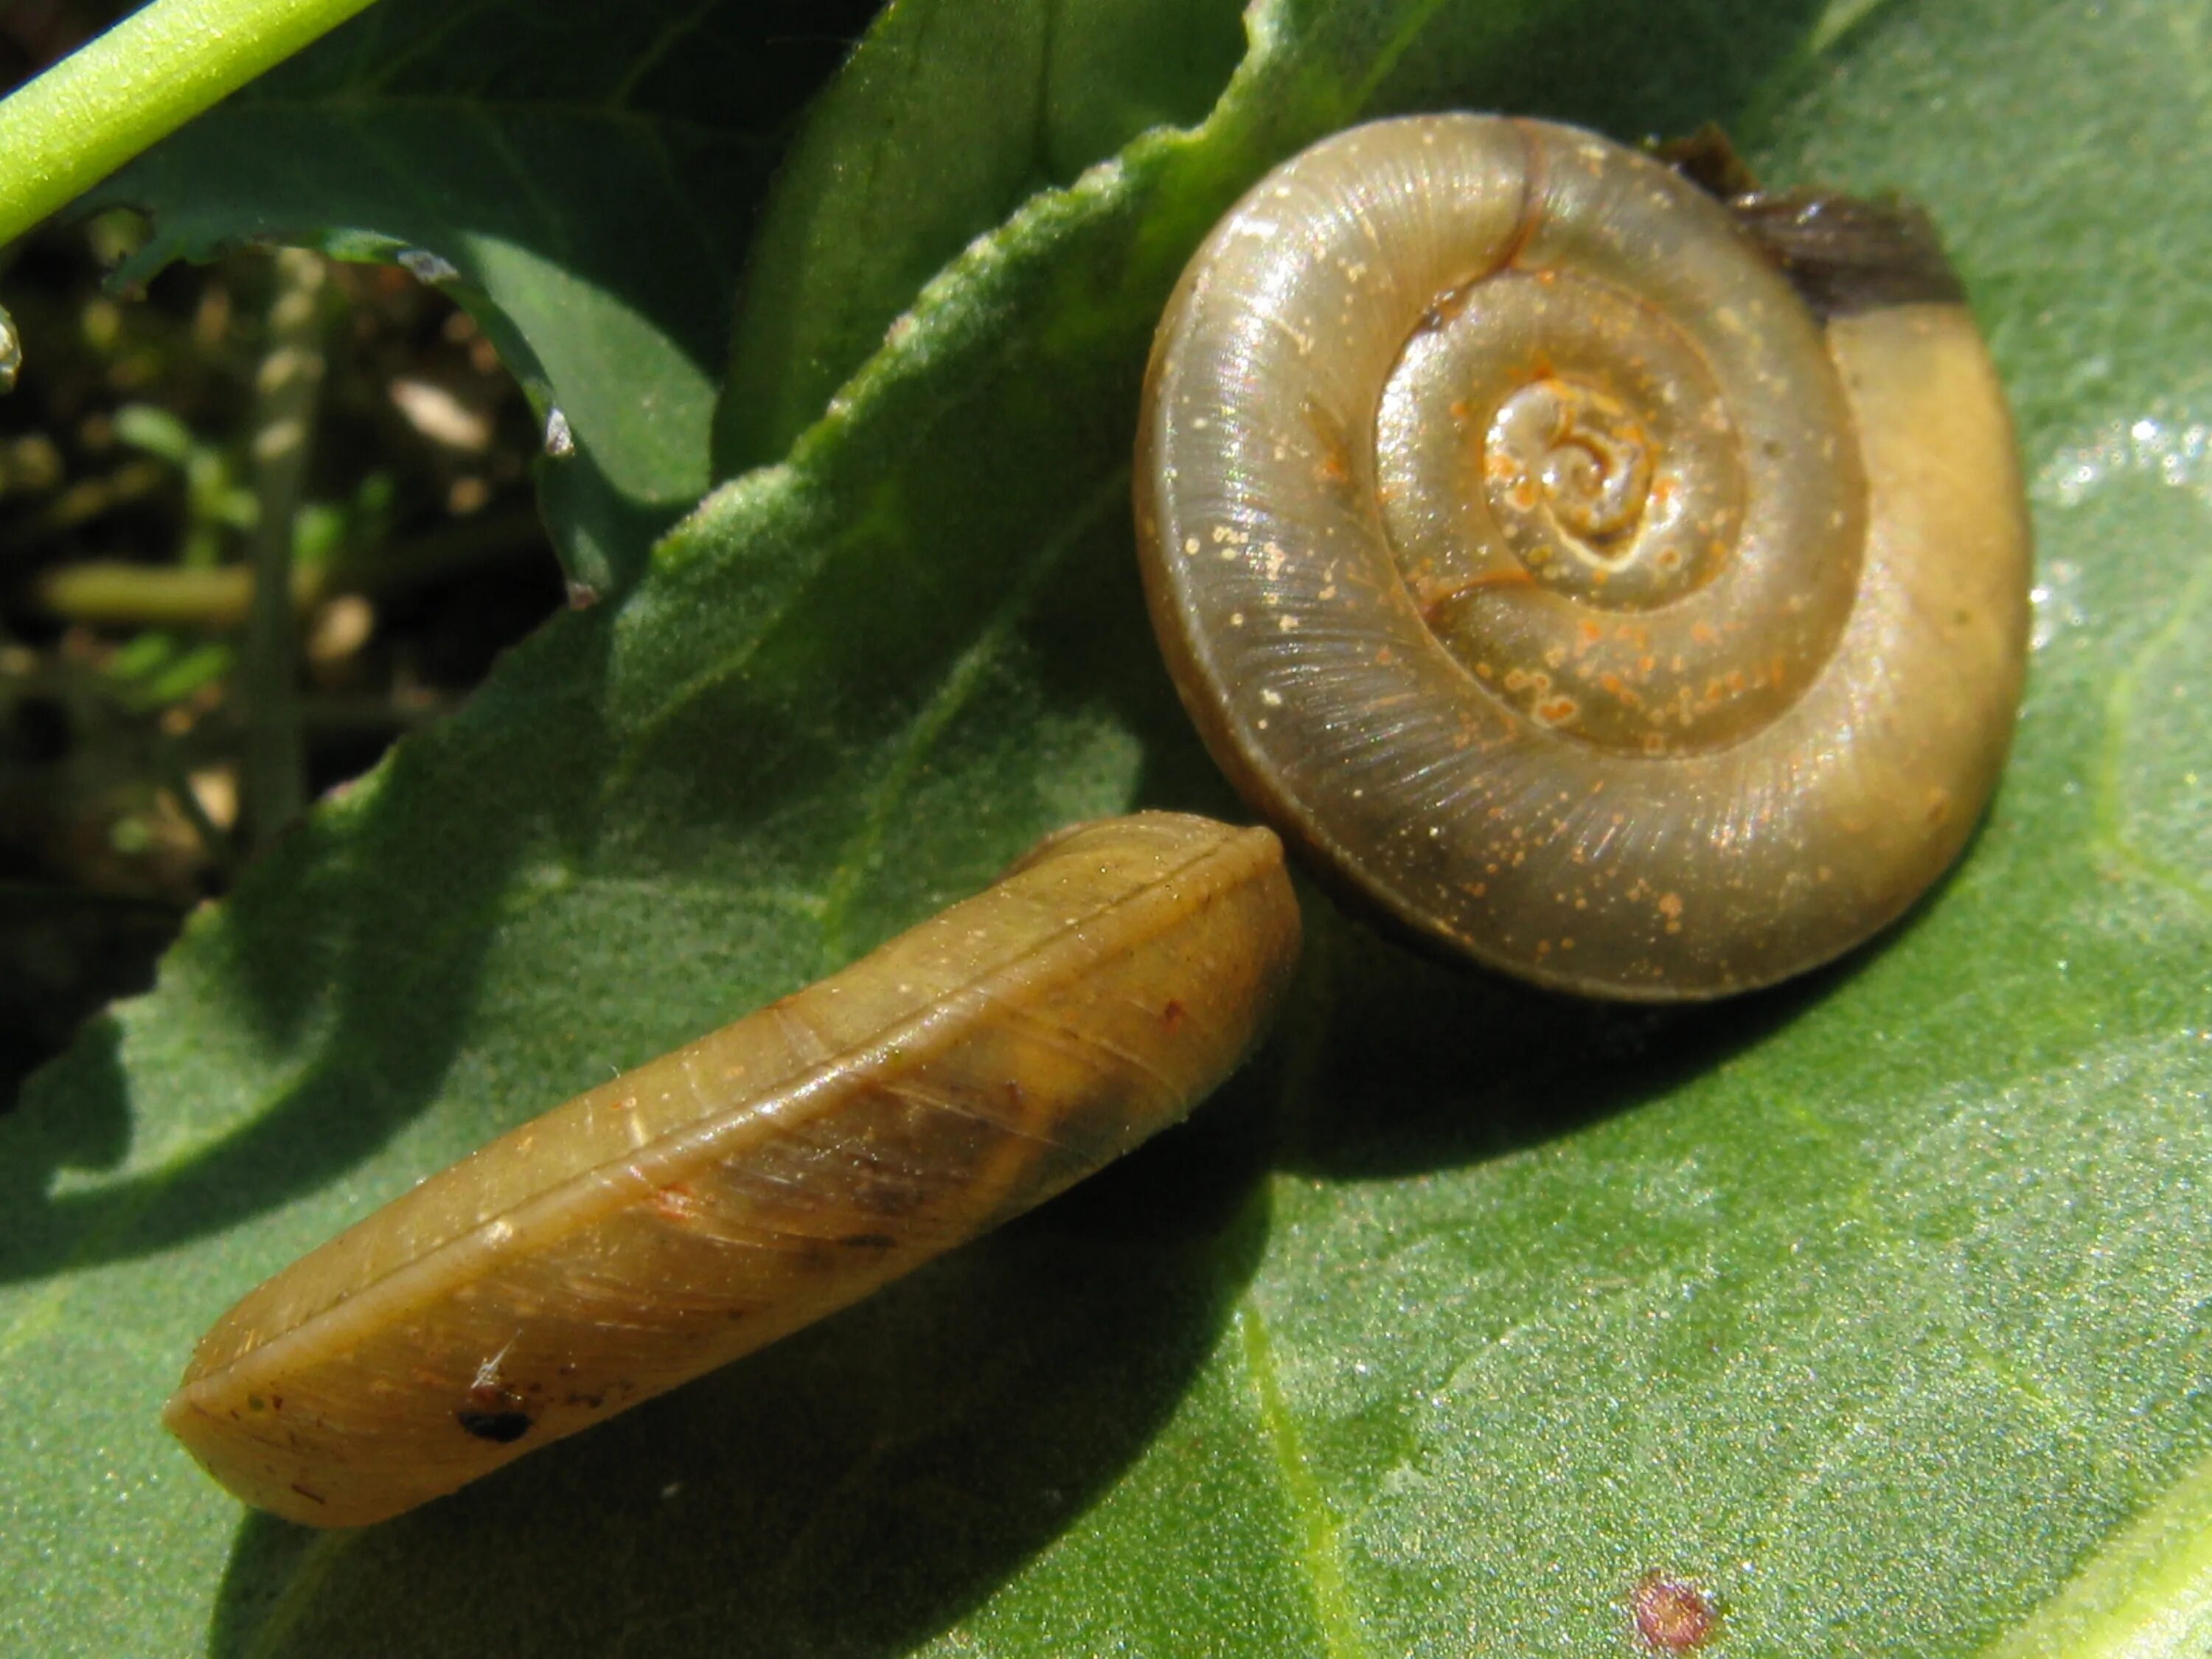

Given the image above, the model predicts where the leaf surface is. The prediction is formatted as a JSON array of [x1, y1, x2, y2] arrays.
[[712, 0, 1246, 473], [5, 1, 2208, 1655]]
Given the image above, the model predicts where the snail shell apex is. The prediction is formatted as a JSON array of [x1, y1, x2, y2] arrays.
[[165, 813, 1299, 1526], [1135, 114, 2030, 1000]]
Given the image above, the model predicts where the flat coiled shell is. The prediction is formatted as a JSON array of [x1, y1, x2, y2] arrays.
[[164, 813, 1300, 1526], [1136, 114, 2031, 999]]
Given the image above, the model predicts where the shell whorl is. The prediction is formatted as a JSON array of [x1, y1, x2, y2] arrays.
[[1136, 114, 2031, 999]]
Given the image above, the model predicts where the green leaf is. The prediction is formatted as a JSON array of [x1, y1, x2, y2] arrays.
[[7, 0, 2209, 1655], [711, 0, 1246, 474], [86, 0, 881, 596]]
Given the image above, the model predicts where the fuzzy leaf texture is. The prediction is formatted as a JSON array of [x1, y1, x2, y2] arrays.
[[5, 0, 2209, 1655]]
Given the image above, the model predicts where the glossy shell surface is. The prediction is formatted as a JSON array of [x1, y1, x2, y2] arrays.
[[165, 813, 1301, 1526], [1136, 114, 2031, 998]]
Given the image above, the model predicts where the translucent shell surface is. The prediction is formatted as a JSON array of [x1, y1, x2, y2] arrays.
[[165, 813, 1301, 1526], [1136, 114, 2031, 999]]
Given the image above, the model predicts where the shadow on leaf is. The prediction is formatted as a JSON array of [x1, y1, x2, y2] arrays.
[[0, 608, 620, 1287], [1276, 900, 1851, 1180]]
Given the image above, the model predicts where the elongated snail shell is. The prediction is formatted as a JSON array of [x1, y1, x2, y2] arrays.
[[166, 813, 1300, 1526], [1136, 115, 2031, 999]]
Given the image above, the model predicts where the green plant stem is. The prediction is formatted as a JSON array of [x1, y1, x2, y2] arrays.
[[33, 507, 551, 627], [0, 0, 383, 248], [239, 246, 327, 848], [38, 560, 313, 628]]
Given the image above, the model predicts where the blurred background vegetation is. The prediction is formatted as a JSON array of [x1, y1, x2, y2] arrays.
[[0, 2, 891, 1099]]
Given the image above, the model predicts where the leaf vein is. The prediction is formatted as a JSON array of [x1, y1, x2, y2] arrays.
[[1238, 1300, 1370, 1659], [813, 467, 1127, 962]]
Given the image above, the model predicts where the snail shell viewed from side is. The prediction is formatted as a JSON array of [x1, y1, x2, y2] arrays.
[[1136, 114, 2031, 1000], [165, 813, 1300, 1526]]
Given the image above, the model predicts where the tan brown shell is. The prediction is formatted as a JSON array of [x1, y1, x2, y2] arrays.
[[1135, 114, 2031, 999], [164, 813, 1301, 1526]]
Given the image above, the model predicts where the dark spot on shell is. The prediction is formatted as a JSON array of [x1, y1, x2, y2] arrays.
[[289, 1483, 327, 1506], [456, 1410, 535, 1444], [841, 1232, 897, 1250], [1162, 999, 1186, 1031], [1631, 1572, 1717, 1650]]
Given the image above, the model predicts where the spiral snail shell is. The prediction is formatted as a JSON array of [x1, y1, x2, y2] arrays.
[[165, 813, 1299, 1526], [1136, 115, 2031, 999]]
